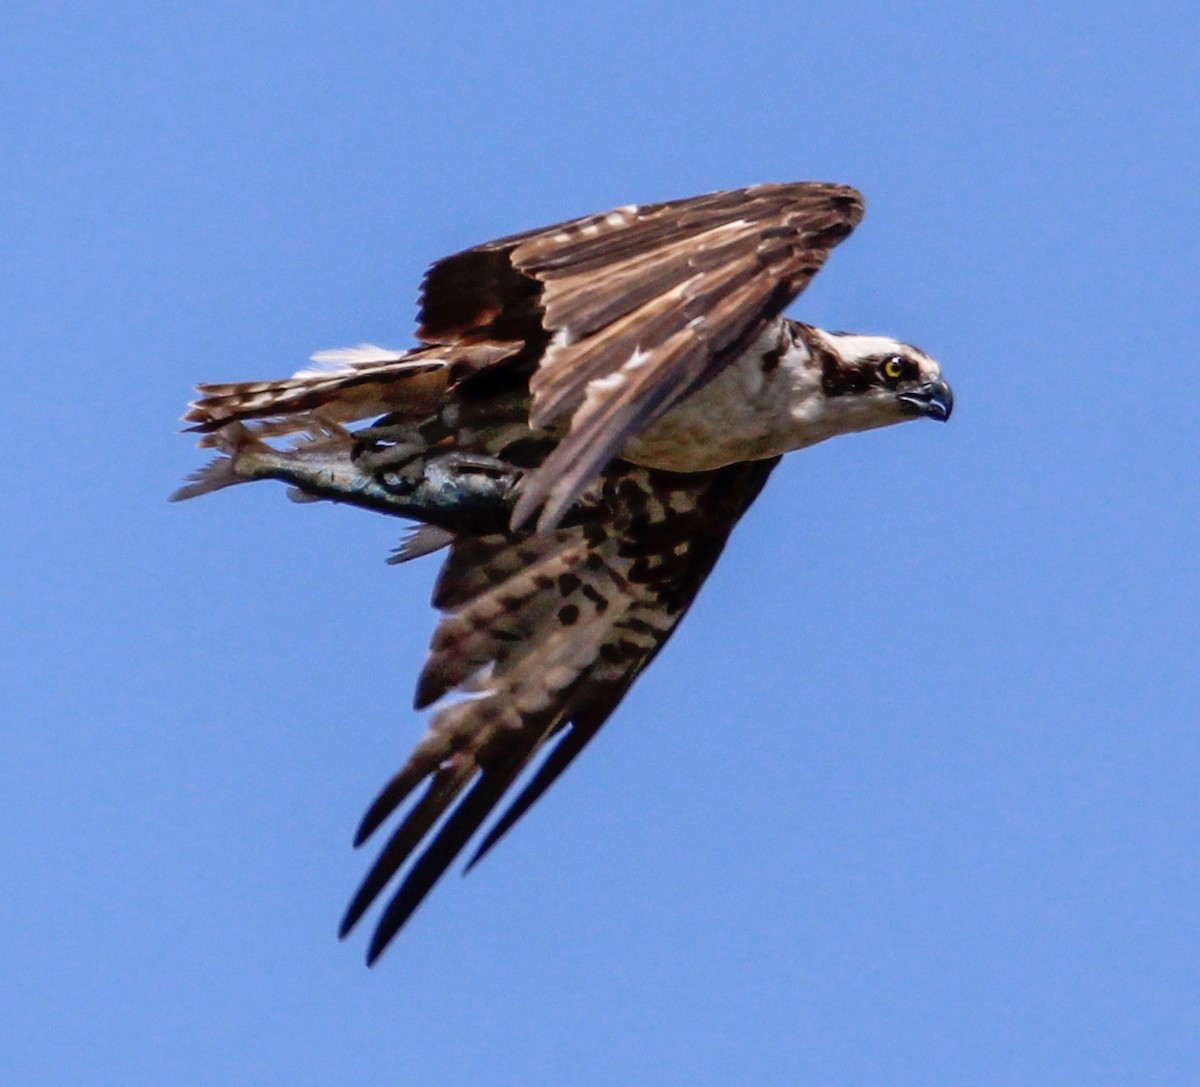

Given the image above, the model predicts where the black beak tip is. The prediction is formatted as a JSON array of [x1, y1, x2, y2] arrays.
[[899, 380, 953, 422]]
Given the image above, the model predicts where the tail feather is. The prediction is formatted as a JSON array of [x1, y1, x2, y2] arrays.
[[182, 346, 452, 439]]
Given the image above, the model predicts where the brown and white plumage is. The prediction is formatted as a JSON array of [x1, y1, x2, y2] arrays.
[[341, 458, 777, 961], [178, 182, 952, 963], [186, 182, 864, 529]]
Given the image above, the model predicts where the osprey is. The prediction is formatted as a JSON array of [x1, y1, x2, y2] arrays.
[[176, 182, 952, 963]]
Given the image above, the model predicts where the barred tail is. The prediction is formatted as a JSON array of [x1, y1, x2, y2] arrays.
[[182, 344, 451, 442]]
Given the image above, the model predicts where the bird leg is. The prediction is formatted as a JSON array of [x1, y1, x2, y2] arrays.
[[376, 450, 521, 505], [351, 419, 447, 483]]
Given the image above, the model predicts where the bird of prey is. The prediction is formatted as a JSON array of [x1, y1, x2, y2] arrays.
[[175, 181, 952, 963]]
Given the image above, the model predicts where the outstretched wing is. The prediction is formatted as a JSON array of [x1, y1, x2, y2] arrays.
[[340, 455, 779, 963], [182, 183, 861, 526], [418, 182, 864, 528]]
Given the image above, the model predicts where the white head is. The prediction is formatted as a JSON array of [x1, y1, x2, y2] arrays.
[[797, 326, 953, 440]]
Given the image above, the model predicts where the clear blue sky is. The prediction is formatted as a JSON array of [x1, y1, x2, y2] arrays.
[[4, 3, 1198, 1084]]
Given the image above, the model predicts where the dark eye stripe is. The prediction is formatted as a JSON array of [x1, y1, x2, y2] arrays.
[[819, 344, 919, 398]]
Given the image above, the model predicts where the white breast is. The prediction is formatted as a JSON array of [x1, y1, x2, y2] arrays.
[[620, 321, 824, 472]]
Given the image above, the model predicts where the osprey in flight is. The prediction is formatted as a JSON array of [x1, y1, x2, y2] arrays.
[[176, 182, 952, 963]]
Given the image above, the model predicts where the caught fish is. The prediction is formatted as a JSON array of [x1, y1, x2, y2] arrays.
[[171, 422, 521, 535]]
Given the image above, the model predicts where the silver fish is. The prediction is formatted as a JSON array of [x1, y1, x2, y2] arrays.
[[171, 423, 521, 536]]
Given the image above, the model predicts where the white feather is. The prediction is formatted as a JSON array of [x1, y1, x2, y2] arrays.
[[294, 344, 403, 378]]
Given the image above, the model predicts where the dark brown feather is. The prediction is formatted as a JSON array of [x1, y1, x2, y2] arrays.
[[417, 183, 859, 530], [414, 182, 862, 527], [176, 183, 878, 963], [184, 184, 860, 526], [341, 455, 780, 962]]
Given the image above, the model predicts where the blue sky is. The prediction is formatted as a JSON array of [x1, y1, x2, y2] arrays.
[[4, 2, 1199, 1084]]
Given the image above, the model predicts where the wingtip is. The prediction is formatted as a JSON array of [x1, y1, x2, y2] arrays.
[[460, 837, 499, 874], [366, 914, 405, 966], [352, 802, 387, 848], [353, 764, 426, 846]]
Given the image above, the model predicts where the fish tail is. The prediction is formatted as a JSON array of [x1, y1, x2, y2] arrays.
[[169, 422, 264, 501]]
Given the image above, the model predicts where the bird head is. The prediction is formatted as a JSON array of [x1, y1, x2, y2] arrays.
[[801, 328, 953, 438]]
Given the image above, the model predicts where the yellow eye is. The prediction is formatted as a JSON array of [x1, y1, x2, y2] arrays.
[[882, 356, 907, 381]]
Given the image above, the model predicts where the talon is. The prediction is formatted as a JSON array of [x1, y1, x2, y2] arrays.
[[435, 452, 522, 480], [353, 439, 425, 474], [378, 470, 418, 496], [421, 452, 523, 515]]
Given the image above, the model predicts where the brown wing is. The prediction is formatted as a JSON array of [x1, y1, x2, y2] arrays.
[[180, 342, 520, 443], [183, 184, 860, 519], [339, 455, 780, 963], [418, 182, 864, 529]]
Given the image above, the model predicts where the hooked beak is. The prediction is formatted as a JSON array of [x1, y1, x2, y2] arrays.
[[897, 378, 954, 422]]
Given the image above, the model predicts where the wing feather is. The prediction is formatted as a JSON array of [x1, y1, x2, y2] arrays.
[[515, 268, 781, 530], [176, 183, 866, 961], [417, 182, 861, 527], [185, 183, 861, 525], [340, 456, 779, 961]]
